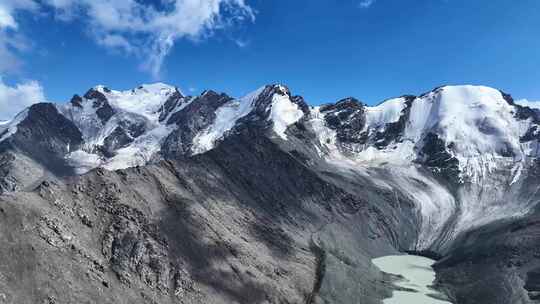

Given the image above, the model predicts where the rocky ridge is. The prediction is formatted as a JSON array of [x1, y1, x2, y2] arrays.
[[0, 83, 539, 303]]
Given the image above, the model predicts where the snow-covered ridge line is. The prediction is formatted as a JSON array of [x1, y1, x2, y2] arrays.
[[0, 109, 28, 143], [92, 83, 180, 123], [60, 83, 184, 173], [192, 84, 305, 154], [55, 83, 306, 172], [309, 85, 540, 249], [315, 85, 540, 180], [364, 97, 407, 130], [1, 82, 539, 183], [192, 86, 266, 154]]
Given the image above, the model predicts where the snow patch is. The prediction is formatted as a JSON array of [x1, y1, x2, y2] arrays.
[[310, 107, 341, 158], [97, 83, 177, 123], [66, 124, 176, 173], [60, 83, 184, 173], [192, 87, 265, 154], [103, 124, 175, 170], [269, 93, 304, 139], [66, 150, 103, 174], [510, 163, 523, 186], [364, 97, 406, 131], [347, 85, 539, 181], [57, 99, 103, 145], [0, 109, 28, 143]]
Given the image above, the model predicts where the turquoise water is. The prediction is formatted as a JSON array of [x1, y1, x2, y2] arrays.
[[372, 255, 452, 304]]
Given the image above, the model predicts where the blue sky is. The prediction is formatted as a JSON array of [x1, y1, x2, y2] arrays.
[[0, 0, 539, 120]]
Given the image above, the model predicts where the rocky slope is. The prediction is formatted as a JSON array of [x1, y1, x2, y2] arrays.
[[0, 83, 539, 303]]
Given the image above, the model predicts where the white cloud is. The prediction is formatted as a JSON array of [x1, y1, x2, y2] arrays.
[[96, 34, 136, 54], [234, 38, 249, 48], [0, 78, 46, 120], [0, 1, 43, 120], [0, 0, 39, 30], [0, 0, 255, 78], [516, 99, 540, 110], [40, 0, 255, 79], [0, 0, 253, 119], [0, 0, 37, 73], [0, 6, 17, 29], [359, 0, 376, 8]]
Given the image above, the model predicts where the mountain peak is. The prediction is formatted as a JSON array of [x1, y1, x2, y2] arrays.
[[2, 82, 540, 184], [134, 82, 179, 95], [313, 84, 540, 183], [92, 84, 111, 93], [267, 84, 290, 96]]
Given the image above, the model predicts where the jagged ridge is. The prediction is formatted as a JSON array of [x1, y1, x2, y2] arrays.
[[0, 83, 540, 303]]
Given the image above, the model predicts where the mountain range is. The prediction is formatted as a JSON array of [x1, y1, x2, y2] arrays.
[[0, 83, 539, 304]]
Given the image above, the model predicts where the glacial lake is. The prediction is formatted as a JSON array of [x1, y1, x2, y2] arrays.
[[372, 255, 453, 304]]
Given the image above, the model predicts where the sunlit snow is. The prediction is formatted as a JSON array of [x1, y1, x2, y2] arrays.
[[269, 91, 304, 140], [192, 86, 265, 154], [0, 109, 28, 143], [310, 85, 540, 248], [62, 83, 182, 173]]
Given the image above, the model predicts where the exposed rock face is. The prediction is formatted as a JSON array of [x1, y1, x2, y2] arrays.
[[70, 94, 84, 108], [13, 103, 83, 156], [162, 90, 233, 156], [1, 103, 83, 177], [320, 97, 367, 144], [234, 85, 309, 137], [84, 88, 116, 123], [418, 132, 460, 185], [0, 83, 540, 304], [434, 207, 540, 304], [158, 89, 184, 122], [372, 95, 415, 148], [100, 127, 134, 157], [0, 130, 410, 304]]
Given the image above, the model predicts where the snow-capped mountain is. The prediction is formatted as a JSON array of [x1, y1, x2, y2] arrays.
[[1, 82, 540, 304], [312, 85, 540, 181], [2, 82, 538, 246], [8, 83, 305, 174], [5, 82, 538, 178], [1, 82, 539, 191], [57, 83, 185, 172], [307, 85, 540, 250]]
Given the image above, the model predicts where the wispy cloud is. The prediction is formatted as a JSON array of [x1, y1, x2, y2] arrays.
[[234, 39, 249, 48], [0, 0, 39, 30], [0, 0, 255, 79], [0, 0, 38, 73], [39, 0, 256, 79], [0, 1, 51, 119], [0, 0, 256, 119], [358, 0, 376, 8], [0, 78, 46, 120]]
